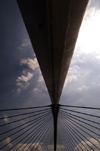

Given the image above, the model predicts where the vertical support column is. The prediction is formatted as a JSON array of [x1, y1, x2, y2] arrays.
[[51, 104, 60, 151], [54, 105, 57, 151]]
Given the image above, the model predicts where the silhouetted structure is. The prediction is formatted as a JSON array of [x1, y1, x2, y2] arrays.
[[0, 105, 100, 150], [16, 0, 88, 150], [1, 0, 100, 151], [16, 0, 88, 105]]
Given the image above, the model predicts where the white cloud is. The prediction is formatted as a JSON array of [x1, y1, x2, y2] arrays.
[[77, 85, 88, 92], [33, 53, 36, 57], [20, 59, 27, 64], [2, 136, 44, 150], [20, 58, 39, 71], [33, 88, 42, 96], [75, 5, 100, 55], [64, 75, 78, 87], [96, 55, 100, 60], [16, 72, 33, 92], [17, 72, 33, 82], [24, 82, 30, 88], [64, 66, 81, 88], [75, 138, 100, 151], [38, 75, 44, 83], [2, 137, 43, 151], [16, 142, 43, 151], [16, 81, 30, 91], [47, 144, 64, 151], [68, 66, 80, 75], [33, 86, 48, 99], [33, 88, 41, 92], [21, 39, 30, 47], [62, 7, 100, 104], [16, 83, 22, 86], [16, 58, 39, 93], [18, 39, 30, 50]]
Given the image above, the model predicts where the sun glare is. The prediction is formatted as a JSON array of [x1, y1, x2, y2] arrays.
[[76, 7, 100, 54], [4, 115, 9, 122]]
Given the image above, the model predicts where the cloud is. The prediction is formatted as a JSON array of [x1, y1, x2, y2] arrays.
[[17, 88, 21, 93], [75, 4, 100, 55], [75, 138, 100, 151], [61, 3, 100, 105], [16, 142, 43, 151], [3, 137, 12, 147], [16, 57, 39, 92], [16, 83, 22, 86], [20, 58, 39, 71], [18, 38, 31, 50], [64, 66, 80, 87], [3, 138, 44, 151], [61, 54, 100, 105], [16, 56, 46, 95], [17, 72, 33, 82], [47, 144, 65, 151], [21, 39, 30, 47], [33, 87, 47, 99], [16, 81, 30, 92], [33, 88, 41, 93], [16, 72, 33, 92], [77, 85, 88, 92], [38, 75, 44, 83], [64, 75, 78, 87]]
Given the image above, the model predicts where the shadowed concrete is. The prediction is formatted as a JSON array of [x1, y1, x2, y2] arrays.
[[17, 0, 88, 105]]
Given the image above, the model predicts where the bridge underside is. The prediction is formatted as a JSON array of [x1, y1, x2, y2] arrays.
[[17, 0, 88, 105], [1, 1, 100, 151], [17, 1, 88, 151]]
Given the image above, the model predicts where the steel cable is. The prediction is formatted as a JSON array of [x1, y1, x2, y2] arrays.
[[63, 115, 99, 150], [1, 111, 51, 142], [0, 113, 50, 150], [59, 112, 86, 151], [60, 107, 100, 118], [0, 110, 51, 127], [0, 108, 51, 120], [58, 113, 79, 151], [60, 110, 100, 135], [0, 111, 50, 136], [59, 109, 99, 125], [0, 105, 50, 111], [61, 105, 100, 110], [26, 114, 52, 151], [62, 113, 100, 145], [17, 114, 52, 151]]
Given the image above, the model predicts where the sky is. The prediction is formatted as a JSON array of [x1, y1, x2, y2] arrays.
[[0, 1, 100, 151], [61, 0, 100, 107], [0, 0, 100, 109]]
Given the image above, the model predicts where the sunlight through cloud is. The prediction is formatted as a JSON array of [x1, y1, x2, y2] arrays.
[[76, 6, 100, 54]]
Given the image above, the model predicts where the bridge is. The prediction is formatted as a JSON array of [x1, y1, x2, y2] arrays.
[[0, 0, 100, 150]]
